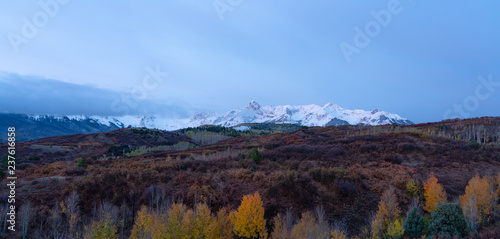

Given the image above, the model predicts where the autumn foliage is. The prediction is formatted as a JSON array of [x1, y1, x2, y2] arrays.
[[460, 174, 497, 227], [423, 173, 447, 213], [84, 215, 118, 239], [371, 187, 403, 238], [376, 187, 401, 227], [3, 118, 500, 238], [231, 192, 268, 239], [129, 205, 165, 239]]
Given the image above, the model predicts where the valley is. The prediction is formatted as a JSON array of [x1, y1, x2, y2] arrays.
[[1, 117, 499, 238]]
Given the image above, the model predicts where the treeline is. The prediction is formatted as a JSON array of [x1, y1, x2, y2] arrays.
[[180, 126, 242, 137], [346, 117, 500, 146], [366, 173, 500, 238], [3, 172, 499, 238], [180, 124, 304, 146]]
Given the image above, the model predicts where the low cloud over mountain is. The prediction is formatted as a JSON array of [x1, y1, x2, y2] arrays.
[[0, 72, 188, 117]]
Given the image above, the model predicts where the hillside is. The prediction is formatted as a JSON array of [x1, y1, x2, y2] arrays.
[[1, 117, 499, 238]]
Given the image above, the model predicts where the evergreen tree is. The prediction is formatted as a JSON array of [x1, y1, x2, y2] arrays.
[[246, 148, 263, 164], [428, 203, 468, 238], [403, 207, 424, 238], [77, 157, 88, 169]]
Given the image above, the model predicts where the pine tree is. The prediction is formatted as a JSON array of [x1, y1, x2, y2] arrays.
[[403, 207, 424, 238], [246, 148, 263, 164], [428, 203, 468, 238], [77, 157, 88, 169]]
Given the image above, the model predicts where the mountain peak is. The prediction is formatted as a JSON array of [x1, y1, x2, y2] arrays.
[[245, 100, 261, 111], [16, 102, 413, 136], [323, 102, 340, 108]]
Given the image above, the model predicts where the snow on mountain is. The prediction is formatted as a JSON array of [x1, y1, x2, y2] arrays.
[[26, 101, 413, 132], [197, 101, 413, 128]]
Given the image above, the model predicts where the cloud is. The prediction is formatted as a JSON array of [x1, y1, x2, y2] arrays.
[[0, 72, 189, 117]]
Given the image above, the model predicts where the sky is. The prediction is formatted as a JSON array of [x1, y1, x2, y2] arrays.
[[0, 0, 499, 123]]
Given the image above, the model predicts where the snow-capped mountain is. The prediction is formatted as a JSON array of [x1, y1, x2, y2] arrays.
[[0, 101, 412, 142], [96, 101, 412, 130], [181, 101, 413, 128]]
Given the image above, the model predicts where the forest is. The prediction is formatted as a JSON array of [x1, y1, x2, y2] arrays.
[[1, 117, 500, 238]]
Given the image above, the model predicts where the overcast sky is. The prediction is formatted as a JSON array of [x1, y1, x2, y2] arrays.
[[1, 1, 499, 123]]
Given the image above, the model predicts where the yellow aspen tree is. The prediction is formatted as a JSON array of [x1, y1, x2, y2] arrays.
[[290, 212, 319, 239], [192, 204, 214, 238], [375, 187, 401, 228], [231, 192, 268, 239], [424, 173, 447, 213], [385, 219, 404, 239], [460, 175, 497, 224], [181, 208, 196, 238], [150, 212, 167, 239], [370, 217, 383, 239], [270, 214, 290, 239], [330, 229, 348, 239], [84, 214, 118, 239], [166, 203, 188, 239], [130, 205, 166, 239], [130, 206, 153, 239], [207, 208, 234, 239]]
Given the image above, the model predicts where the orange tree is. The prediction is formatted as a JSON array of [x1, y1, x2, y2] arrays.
[[424, 173, 447, 213]]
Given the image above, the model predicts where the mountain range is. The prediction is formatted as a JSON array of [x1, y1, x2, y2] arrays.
[[0, 101, 412, 142]]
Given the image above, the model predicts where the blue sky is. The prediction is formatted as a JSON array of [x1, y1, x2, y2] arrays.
[[1, 0, 499, 123]]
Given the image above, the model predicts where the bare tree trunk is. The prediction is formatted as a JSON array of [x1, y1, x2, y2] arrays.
[[120, 202, 132, 237], [19, 202, 33, 239], [463, 195, 479, 233], [51, 200, 63, 238], [99, 200, 119, 221], [0, 204, 8, 238], [66, 192, 80, 238]]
